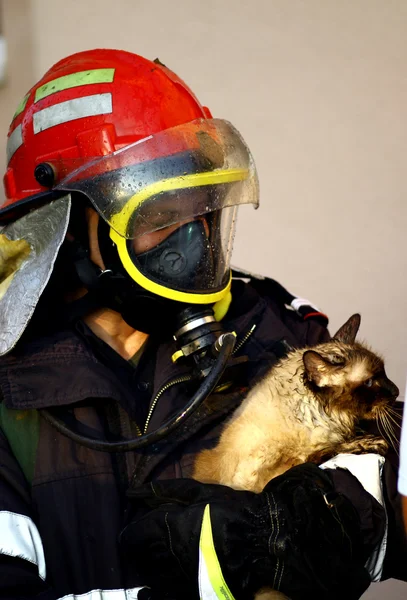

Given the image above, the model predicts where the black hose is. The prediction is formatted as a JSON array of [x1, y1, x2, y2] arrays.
[[40, 332, 236, 452]]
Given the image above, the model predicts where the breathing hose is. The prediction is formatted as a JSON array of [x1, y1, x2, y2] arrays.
[[40, 332, 236, 452]]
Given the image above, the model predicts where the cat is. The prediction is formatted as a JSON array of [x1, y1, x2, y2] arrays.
[[193, 314, 399, 600]]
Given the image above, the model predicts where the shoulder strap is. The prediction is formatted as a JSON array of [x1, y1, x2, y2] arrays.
[[231, 267, 329, 326]]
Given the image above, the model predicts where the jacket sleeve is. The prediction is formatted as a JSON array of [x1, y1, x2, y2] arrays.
[[0, 428, 57, 599], [122, 464, 376, 599]]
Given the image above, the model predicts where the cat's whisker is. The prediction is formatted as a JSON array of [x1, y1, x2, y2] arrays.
[[380, 413, 399, 456], [379, 417, 394, 453], [385, 413, 402, 434], [384, 407, 401, 420], [378, 413, 391, 443], [385, 407, 402, 423], [376, 417, 387, 442], [382, 407, 402, 433], [378, 414, 397, 456], [386, 405, 402, 415], [382, 413, 398, 445], [387, 422, 400, 453]]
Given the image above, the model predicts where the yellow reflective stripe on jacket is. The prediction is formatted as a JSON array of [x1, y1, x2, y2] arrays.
[[198, 504, 236, 600]]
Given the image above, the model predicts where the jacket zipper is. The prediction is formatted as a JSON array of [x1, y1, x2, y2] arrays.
[[143, 374, 193, 434], [232, 324, 257, 354]]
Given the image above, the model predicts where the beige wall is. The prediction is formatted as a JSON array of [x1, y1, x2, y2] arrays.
[[0, 2, 406, 594], [0, 1, 34, 168]]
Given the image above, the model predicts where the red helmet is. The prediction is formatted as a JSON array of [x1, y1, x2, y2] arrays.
[[1, 48, 259, 310], [1, 48, 212, 221]]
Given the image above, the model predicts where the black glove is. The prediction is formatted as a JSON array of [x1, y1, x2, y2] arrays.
[[120, 463, 375, 600]]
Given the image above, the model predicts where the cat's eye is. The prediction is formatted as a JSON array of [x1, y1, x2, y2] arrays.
[[364, 378, 373, 387]]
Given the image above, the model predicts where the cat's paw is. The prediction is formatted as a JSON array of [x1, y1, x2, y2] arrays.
[[336, 435, 389, 456], [358, 436, 389, 456]]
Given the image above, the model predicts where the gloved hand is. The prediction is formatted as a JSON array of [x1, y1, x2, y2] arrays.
[[120, 463, 375, 600]]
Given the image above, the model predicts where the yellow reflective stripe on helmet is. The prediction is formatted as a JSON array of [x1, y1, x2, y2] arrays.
[[12, 93, 30, 120], [109, 168, 249, 237], [110, 224, 232, 304], [198, 504, 236, 600], [35, 68, 115, 102]]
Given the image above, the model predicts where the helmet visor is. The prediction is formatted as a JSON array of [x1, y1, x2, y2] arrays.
[[55, 118, 259, 240]]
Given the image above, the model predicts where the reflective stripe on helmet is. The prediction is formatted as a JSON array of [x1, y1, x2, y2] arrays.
[[0, 510, 46, 579], [6, 124, 23, 164], [35, 68, 115, 102], [12, 93, 30, 120], [33, 93, 113, 134], [198, 504, 236, 600]]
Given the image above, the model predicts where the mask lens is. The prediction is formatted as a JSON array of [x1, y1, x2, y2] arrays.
[[129, 205, 237, 294]]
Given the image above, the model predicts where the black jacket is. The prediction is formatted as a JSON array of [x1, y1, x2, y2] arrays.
[[0, 278, 405, 599]]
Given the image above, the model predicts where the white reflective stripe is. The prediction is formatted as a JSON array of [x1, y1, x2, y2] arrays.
[[320, 453, 387, 582], [198, 545, 221, 600], [33, 93, 112, 133], [58, 588, 144, 600], [6, 124, 23, 164], [0, 510, 46, 580], [291, 297, 321, 313]]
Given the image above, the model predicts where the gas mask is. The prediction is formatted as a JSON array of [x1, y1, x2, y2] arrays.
[[134, 219, 215, 292]]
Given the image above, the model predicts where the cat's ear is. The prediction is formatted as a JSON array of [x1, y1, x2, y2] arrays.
[[303, 350, 338, 387], [332, 314, 361, 344]]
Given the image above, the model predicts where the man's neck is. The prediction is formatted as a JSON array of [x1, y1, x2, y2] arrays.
[[84, 307, 149, 360]]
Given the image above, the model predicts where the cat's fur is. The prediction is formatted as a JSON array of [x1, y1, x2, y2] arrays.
[[193, 314, 399, 600]]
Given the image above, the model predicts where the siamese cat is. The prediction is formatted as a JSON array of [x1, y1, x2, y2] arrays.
[[194, 314, 399, 600]]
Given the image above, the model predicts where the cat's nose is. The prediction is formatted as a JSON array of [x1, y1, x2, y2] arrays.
[[387, 380, 399, 400]]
